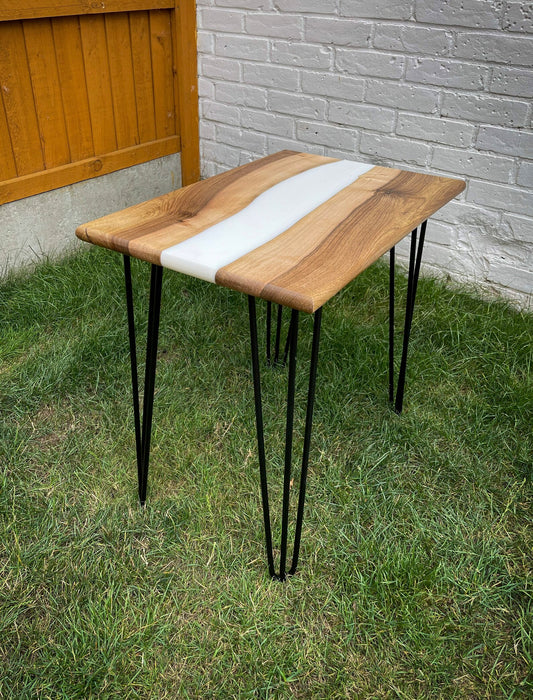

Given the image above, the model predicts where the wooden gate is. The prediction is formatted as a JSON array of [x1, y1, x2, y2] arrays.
[[0, 0, 199, 204]]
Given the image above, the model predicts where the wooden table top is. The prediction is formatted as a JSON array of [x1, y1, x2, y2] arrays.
[[76, 150, 465, 313]]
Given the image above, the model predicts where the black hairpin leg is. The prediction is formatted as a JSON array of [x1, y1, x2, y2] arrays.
[[249, 296, 322, 581], [389, 221, 426, 414], [123, 255, 163, 505], [266, 302, 292, 367]]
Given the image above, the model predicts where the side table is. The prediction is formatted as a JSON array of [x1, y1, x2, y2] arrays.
[[77, 150, 465, 580]]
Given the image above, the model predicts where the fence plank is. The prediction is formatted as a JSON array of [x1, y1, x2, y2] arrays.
[[52, 16, 94, 162], [130, 11, 157, 144], [150, 10, 176, 140], [79, 14, 117, 155], [24, 18, 71, 169], [0, 21, 44, 175], [0, 92, 16, 180], [106, 13, 139, 150]]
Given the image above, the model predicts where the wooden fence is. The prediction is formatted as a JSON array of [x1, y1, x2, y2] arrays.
[[0, 0, 199, 205]]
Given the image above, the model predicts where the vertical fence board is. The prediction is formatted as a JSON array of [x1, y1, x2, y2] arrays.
[[150, 10, 175, 139], [0, 94, 17, 180], [130, 11, 157, 144], [0, 21, 44, 175], [79, 14, 117, 155], [24, 18, 71, 169], [105, 12, 139, 149], [52, 16, 94, 162]]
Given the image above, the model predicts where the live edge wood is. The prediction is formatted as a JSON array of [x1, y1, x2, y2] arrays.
[[77, 151, 465, 314]]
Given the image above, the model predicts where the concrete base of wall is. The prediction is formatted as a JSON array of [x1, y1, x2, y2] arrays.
[[1, 153, 182, 276]]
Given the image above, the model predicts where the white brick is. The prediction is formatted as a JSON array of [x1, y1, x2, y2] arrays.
[[340, 0, 412, 20], [215, 0, 272, 8], [202, 100, 241, 126], [329, 101, 395, 132], [197, 30, 214, 53], [366, 80, 439, 113], [431, 147, 513, 183], [305, 17, 372, 47], [296, 120, 355, 149], [202, 141, 241, 168], [502, 3, 533, 33], [335, 49, 404, 79], [199, 120, 216, 141], [200, 8, 244, 32], [454, 33, 533, 66], [271, 41, 332, 69], [216, 124, 267, 151], [215, 34, 269, 61], [373, 23, 450, 56], [424, 220, 456, 246], [245, 13, 303, 39], [242, 109, 295, 137], [419, 241, 453, 266], [301, 70, 365, 100], [433, 200, 499, 227], [198, 77, 215, 100], [215, 83, 267, 108], [490, 67, 533, 99], [360, 133, 430, 166], [487, 264, 533, 295], [467, 181, 532, 217], [517, 161, 533, 188], [396, 114, 475, 147], [476, 126, 533, 157], [441, 92, 529, 128], [267, 135, 323, 154], [201, 56, 241, 81], [415, 0, 501, 29], [405, 57, 489, 90], [275, 0, 336, 12], [243, 63, 299, 90], [269, 90, 327, 119], [501, 213, 533, 244]]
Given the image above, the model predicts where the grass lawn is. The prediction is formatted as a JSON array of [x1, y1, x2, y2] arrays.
[[1, 247, 531, 698]]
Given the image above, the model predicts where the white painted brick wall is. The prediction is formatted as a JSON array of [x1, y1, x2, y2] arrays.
[[197, 0, 533, 307]]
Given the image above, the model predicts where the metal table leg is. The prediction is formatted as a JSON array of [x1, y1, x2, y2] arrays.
[[123, 256, 163, 505], [389, 220, 427, 414], [248, 295, 323, 581]]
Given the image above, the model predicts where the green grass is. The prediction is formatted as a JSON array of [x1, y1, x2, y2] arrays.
[[1, 247, 531, 698]]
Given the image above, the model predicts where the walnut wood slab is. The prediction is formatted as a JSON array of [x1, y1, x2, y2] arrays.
[[76, 150, 465, 313]]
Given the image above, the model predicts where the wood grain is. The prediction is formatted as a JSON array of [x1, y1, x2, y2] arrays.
[[130, 11, 157, 144], [77, 151, 465, 313], [0, 91, 17, 180], [105, 12, 139, 150], [0, 21, 44, 176], [24, 18, 71, 169], [76, 152, 333, 262], [0, 1, 174, 22], [52, 16, 94, 162], [150, 10, 175, 140], [216, 168, 465, 312], [80, 14, 117, 155]]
